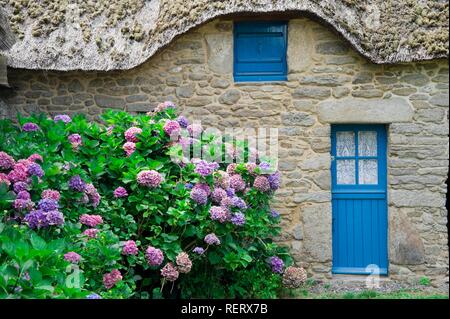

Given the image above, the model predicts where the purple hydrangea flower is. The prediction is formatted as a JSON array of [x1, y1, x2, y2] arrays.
[[230, 212, 246, 226], [0, 151, 15, 170], [46, 210, 65, 226], [69, 175, 86, 192], [86, 293, 102, 299], [16, 190, 30, 200], [41, 189, 61, 201], [190, 187, 208, 205], [209, 206, 229, 223], [28, 154, 43, 163], [211, 187, 227, 204], [22, 122, 39, 132], [254, 176, 270, 192], [163, 120, 181, 137], [24, 209, 64, 229], [269, 256, 284, 274], [79, 214, 103, 227], [113, 187, 128, 198], [103, 269, 122, 290], [176, 116, 189, 128], [230, 174, 246, 192], [225, 187, 235, 197], [54, 114, 72, 124], [161, 262, 179, 282], [64, 252, 81, 263], [136, 170, 163, 188], [124, 127, 142, 143], [204, 233, 220, 245], [193, 247, 205, 255], [268, 171, 281, 190], [84, 183, 101, 208], [194, 160, 219, 177], [145, 246, 164, 266], [27, 163, 44, 178], [122, 240, 139, 256], [231, 196, 247, 210], [23, 209, 48, 229], [38, 198, 59, 212], [83, 228, 99, 238], [270, 209, 280, 218], [13, 198, 34, 211], [13, 182, 29, 193], [184, 183, 193, 189], [259, 162, 271, 171]]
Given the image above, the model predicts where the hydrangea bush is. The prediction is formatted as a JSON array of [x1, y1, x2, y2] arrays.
[[0, 104, 307, 299]]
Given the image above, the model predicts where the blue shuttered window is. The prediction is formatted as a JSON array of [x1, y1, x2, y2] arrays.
[[233, 21, 288, 82]]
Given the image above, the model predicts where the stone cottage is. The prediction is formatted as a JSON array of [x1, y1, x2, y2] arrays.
[[0, 1, 448, 288]]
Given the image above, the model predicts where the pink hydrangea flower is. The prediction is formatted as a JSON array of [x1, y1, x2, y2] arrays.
[[187, 123, 203, 138], [176, 252, 192, 274], [84, 183, 101, 208], [211, 187, 227, 204], [214, 171, 230, 189], [0, 173, 11, 187], [163, 120, 181, 137], [103, 269, 122, 290], [113, 187, 128, 198], [28, 154, 43, 163], [230, 174, 246, 192], [68, 134, 82, 150], [122, 240, 139, 256], [106, 126, 114, 135], [83, 228, 99, 238], [209, 206, 230, 223], [145, 246, 164, 266], [64, 252, 81, 263], [193, 183, 211, 196], [136, 170, 163, 188], [245, 162, 257, 174], [226, 163, 237, 175], [0, 151, 15, 170], [153, 101, 175, 113], [253, 176, 270, 192], [161, 263, 179, 282], [41, 189, 61, 201], [123, 142, 136, 157], [7, 163, 29, 183], [204, 233, 220, 245], [220, 196, 233, 208], [124, 127, 142, 143], [13, 198, 35, 211], [190, 187, 208, 205], [79, 214, 103, 227]]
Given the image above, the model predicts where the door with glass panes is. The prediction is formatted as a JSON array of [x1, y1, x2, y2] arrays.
[[331, 125, 388, 275]]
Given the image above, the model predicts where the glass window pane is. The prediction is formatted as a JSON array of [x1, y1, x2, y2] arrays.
[[358, 131, 377, 156], [359, 159, 378, 184], [336, 160, 355, 184], [336, 131, 355, 157]]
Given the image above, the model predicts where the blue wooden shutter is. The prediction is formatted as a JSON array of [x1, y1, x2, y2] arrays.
[[234, 21, 287, 82]]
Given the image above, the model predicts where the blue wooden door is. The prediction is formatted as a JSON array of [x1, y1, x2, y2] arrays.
[[331, 125, 388, 275]]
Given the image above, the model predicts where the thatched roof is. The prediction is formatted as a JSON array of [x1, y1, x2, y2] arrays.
[[1, 8, 15, 86], [0, 0, 448, 71], [0, 8, 15, 51]]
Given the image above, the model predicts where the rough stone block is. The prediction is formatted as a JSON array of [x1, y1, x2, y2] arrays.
[[318, 98, 413, 123]]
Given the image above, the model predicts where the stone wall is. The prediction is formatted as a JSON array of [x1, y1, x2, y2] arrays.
[[1, 17, 449, 287]]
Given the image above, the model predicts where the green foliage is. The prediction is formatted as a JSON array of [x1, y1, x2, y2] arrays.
[[419, 276, 431, 286], [0, 107, 293, 299]]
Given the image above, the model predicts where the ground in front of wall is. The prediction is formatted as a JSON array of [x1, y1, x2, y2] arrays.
[[285, 277, 449, 299]]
